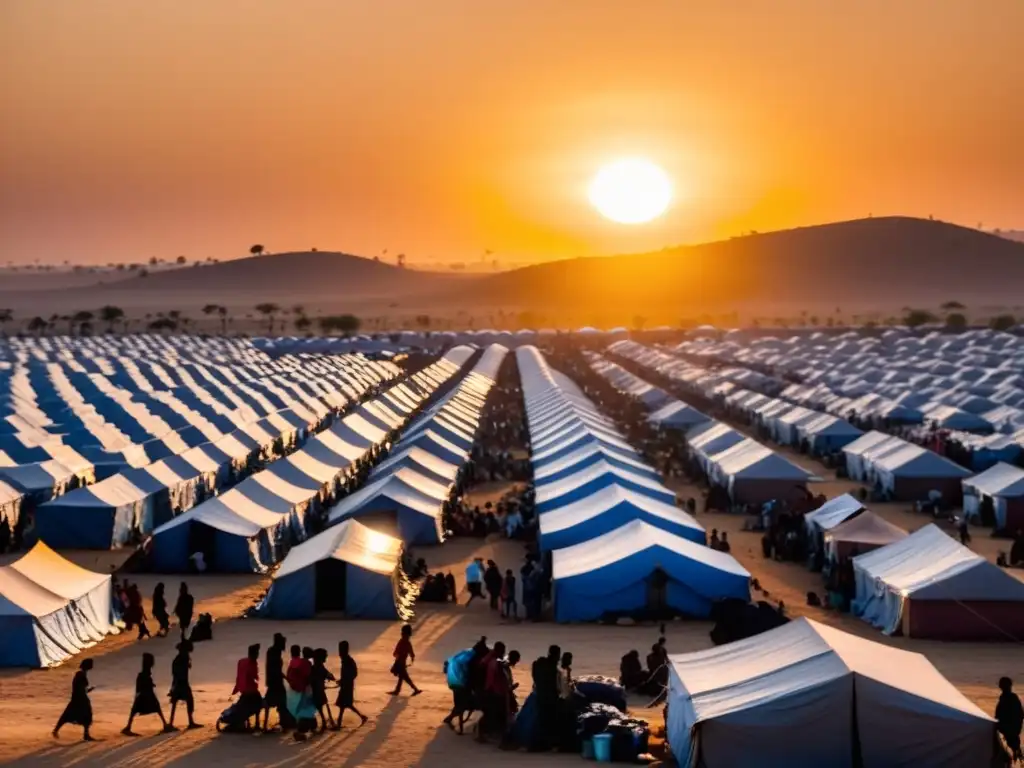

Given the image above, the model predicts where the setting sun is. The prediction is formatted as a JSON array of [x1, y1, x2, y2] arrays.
[[588, 158, 673, 225]]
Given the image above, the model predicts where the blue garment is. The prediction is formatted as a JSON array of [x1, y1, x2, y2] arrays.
[[465, 561, 483, 584], [445, 649, 474, 689]]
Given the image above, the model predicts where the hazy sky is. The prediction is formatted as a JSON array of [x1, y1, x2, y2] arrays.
[[2, 1, 1022, 267]]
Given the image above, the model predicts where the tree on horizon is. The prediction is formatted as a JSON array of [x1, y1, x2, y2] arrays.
[[250, 244, 265, 257], [71, 310, 93, 336], [99, 305, 125, 334], [255, 302, 280, 334], [26, 316, 47, 336], [0, 308, 12, 336]]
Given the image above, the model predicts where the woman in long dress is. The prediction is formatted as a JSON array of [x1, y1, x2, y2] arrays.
[[122, 653, 175, 736], [285, 646, 317, 741], [53, 659, 96, 741], [152, 583, 170, 637]]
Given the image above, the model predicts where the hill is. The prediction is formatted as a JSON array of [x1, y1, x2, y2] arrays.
[[100, 250, 454, 299], [0, 251, 461, 315], [461, 217, 1024, 315]]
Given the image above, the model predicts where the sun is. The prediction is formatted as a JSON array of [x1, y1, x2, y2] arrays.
[[588, 158, 673, 224]]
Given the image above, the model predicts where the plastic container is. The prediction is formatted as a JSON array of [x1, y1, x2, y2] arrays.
[[581, 737, 595, 760], [593, 733, 613, 763]]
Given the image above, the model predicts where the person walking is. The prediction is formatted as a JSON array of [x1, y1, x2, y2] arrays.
[[310, 648, 336, 732], [122, 653, 175, 735], [465, 558, 484, 606], [53, 659, 96, 741], [152, 583, 170, 637], [174, 582, 194, 639], [168, 640, 201, 730], [334, 641, 368, 729], [232, 644, 263, 730], [389, 624, 422, 696]]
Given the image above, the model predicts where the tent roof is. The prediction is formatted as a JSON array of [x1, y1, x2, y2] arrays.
[[963, 462, 1024, 498], [806, 493, 865, 532], [539, 485, 699, 538], [825, 510, 908, 548], [274, 518, 402, 579], [7, 541, 110, 601], [713, 439, 813, 480], [552, 518, 743, 581]]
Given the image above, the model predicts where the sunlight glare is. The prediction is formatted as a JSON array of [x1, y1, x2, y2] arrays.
[[588, 158, 673, 225]]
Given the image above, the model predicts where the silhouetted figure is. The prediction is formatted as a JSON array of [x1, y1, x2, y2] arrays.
[[174, 582, 194, 639], [168, 640, 201, 729], [152, 583, 170, 637], [997, 677, 1023, 763], [232, 643, 262, 730], [263, 633, 290, 732], [334, 640, 368, 729], [54, 659, 95, 741], [123, 653, 174, 735]]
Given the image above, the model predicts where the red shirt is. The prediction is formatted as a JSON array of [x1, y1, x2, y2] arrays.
[[286, 657, 311, 692], [233, 657, 259, 695], [484, 653, 508, 695], [393, 638, 413, 664]]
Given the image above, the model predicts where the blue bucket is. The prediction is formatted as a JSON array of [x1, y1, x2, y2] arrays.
[[593, 733, 613, 763], [581, 737, 595, 760]]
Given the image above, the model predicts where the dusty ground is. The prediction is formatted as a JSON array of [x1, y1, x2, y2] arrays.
[[0, 456, 1020, 765]]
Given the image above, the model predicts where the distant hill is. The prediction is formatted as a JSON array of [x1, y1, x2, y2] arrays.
[[997, 230, 1024, 243], [461, 217, 1024, 313], [99, 250, 454, 299]]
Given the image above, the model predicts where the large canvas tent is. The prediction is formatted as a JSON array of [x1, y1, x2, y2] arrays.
[[852, 523, 1024, 640], [666, 618, 995, 768], [551, 519, 749, 622], [0, 543, 118, 668], [256, 519, 409, 620]]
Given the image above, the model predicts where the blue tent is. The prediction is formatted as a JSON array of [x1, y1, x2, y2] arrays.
[[256, 519, 405, 620], [551, 519, 749, 622], [327, 469, 447, 545]]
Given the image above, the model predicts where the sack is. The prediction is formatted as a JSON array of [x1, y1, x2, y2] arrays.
[[445, 649, 474, 689], [390, 661, 401, 676]]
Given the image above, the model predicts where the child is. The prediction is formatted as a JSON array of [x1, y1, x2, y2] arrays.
[[389, 624, 422, 696], [123, 653, 175, 735], [310, 648, 336, 732]]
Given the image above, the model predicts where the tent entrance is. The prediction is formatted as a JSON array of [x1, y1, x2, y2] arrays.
[[315, 559, 347, 613], [646, 568, 670, 617], [188, 523, 217, 573]]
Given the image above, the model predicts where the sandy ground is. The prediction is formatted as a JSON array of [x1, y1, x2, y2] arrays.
[[1, 457, 1021, 765]]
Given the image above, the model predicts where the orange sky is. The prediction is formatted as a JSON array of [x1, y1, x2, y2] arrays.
[[2, 1, 1022, 268]]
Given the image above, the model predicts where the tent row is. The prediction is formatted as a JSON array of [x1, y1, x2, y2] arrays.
[[327, 344, 510, 545], [146, 347, 477, 572], [34, 408, 313, 549], [842, 430, 971, 502], [803, 493, 908, 565], [517, 346, 751, 622], [0, 542, 119, 668], [252, 345, 511, 620], [3, 339, 397, 482], [962, 462, 1024, 531], [684, 419, 814, 505]]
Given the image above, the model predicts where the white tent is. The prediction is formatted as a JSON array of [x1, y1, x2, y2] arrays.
[[667, 617, 995, 768], [852, 523, 1024, 639], [824, 510, 907, 562]]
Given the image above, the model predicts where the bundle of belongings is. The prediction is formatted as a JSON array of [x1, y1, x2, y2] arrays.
[[509, 674, 649, 759], [578, 702, 650, 762], [709, 598, 788, 646]]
